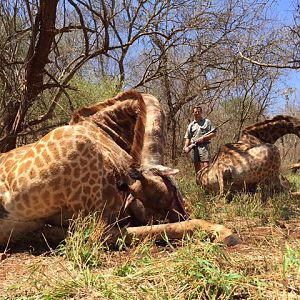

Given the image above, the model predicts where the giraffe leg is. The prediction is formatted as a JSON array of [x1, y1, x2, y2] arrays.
[[216, 169, 225, 197]]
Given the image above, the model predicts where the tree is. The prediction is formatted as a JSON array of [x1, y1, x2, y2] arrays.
[[0, 0, 183, 152], [238, 0, 300, 69]]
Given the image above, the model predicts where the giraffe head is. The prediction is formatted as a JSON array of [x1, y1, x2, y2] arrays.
[[123, 165, 188, 223]]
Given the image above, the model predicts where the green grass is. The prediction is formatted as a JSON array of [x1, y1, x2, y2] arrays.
[[55, 213, 111, 269]]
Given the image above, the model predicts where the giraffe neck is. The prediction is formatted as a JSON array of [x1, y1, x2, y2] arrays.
[[240, 115, 300, 144], [90, 99, 142, 156], [70, 91, 168, 169], [71, 90, 146, 165]]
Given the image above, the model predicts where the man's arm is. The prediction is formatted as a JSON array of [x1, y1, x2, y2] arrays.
[[183, 138, 192, 153], [194, 131, 216, 144]]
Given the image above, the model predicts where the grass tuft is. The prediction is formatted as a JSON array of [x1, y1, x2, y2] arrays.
[[55, 213, 109, 269]]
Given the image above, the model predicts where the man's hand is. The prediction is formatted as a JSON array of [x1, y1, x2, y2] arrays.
[[183, 143, 196, 153]]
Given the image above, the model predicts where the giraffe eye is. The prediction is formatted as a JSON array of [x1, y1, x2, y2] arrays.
[[116, 180, 129, 191], [128, 169, 144, 180]]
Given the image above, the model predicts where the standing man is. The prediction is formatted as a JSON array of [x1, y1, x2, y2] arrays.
[[183, 105, 216, 173]]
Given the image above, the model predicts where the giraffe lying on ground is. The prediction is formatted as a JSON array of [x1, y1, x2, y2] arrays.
[[0, 90, 236, 247], [197, 115, 300, 200]]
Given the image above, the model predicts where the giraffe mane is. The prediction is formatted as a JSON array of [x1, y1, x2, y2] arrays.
[[70, 90, 142, 123], [242, 115, 300, 135], [241, 115, 300, 143]]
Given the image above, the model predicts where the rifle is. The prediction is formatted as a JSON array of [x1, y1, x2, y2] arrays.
[[184, 118, 231, 153]]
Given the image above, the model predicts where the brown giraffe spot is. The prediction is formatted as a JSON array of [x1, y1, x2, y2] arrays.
[[35, 156, 44, 168], [81, 173, 90, 183], [16, 202, 25, 211], [75, 140, 87, 152], [41, 149, 51, 162], [68, 151, 80, 161], [79, 158, 88, 166], [63, 177, 72, 186], [73, 167, 81, 178], [89, 179, 96, 185], [50, 163, 62, 176], [23, 149, 35, 159], [40, 168, 50, 179], [49, 178, 61, 190], [17, 177, 27, 187], [35, 143, 44, 153], [71, 181, 80, 189], [18, 160, 32, 174], [83, 186, 91, 194], [41, 190, 50, 199], [51, 144, 61, 160], [52, 129, 63, 140], [63, 165, 72, 176], [52, 192, 64, 203]]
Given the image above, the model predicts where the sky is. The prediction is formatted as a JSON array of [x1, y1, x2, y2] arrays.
[[270, 0, 300, 114]]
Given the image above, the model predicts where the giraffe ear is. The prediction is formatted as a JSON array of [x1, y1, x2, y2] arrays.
[[147, 165, 180, 176]]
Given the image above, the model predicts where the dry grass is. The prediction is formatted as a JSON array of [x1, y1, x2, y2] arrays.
[[0, 173, 300, 299]]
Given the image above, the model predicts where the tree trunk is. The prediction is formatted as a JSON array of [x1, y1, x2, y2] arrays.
[[0, 0, 59, 152]]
